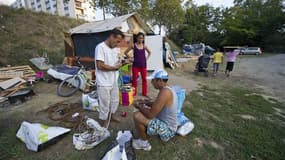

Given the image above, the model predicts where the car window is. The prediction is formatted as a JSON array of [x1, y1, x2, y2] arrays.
[[247, 47, 258, 50]]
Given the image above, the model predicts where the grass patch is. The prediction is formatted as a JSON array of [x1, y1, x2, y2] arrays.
[[184, 86, 285, 159], [0, 5, 85, 67], [0, 86, 284, 159]]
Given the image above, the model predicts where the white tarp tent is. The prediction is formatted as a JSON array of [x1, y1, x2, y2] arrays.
[[145, 35, 164, 71]]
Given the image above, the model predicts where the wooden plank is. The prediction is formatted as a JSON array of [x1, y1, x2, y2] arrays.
[[0, 71, 24, 79], [6, 88, 20, 97], [0, 83, 26, 97], [0, 78, 26, 90], [24, 73, 36, 76], [0, 65, 31, 71], [0, 65, 36, 79], [1, 83, 26, 92], [0, 69, 33, 72]]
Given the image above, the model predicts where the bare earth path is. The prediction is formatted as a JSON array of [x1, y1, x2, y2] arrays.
[[234, 54, 285, 101]]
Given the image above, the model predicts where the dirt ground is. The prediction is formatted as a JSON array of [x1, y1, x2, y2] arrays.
[[0, 53, 284, 159], [234, 54, 285, 101], [174, 53, 285, 101]]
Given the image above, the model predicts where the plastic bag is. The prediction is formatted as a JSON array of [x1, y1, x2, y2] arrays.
[[101, 130, 134, 160], [73, 129, 110, 150], [73, 118, 110, 150], [16, 121, 70, 152], [176, 121, 194, 136], [172, 86, 195, 136], [82, 91, 99, 111]]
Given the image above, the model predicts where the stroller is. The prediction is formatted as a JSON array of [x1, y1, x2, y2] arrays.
[[194, 54, 211, 76]]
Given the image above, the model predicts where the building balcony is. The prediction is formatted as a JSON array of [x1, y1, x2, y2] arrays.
[[75, 2, 82, 8], [76, 14, 86, 19], [75, 0, 85, 3]]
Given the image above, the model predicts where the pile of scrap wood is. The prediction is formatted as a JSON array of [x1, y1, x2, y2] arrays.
[[0, 65, 36, 98]]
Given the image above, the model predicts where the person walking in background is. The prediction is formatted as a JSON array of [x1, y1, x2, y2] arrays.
[[225, 49, 239, 77], [95, 29, 125, 128], [124, 32, 151, 97], [212, 48, 224, 76]]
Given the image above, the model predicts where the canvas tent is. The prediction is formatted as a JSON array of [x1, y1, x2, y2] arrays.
[[63, 12, 164, 71]]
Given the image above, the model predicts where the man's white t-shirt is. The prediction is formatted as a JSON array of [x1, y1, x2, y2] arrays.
[[95, 42, 119, 86]]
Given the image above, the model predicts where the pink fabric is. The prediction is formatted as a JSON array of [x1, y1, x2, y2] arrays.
[[226, 51, 239, 62], [132, 66, 147, 96]]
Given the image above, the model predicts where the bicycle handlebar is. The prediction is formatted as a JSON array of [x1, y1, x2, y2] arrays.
[[74, 57, 84, 69], [74, 57, 92, 71]]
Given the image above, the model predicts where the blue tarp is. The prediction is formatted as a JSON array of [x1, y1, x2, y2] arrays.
[[172, 86, 190, 126], [51, 64, 80, 75]]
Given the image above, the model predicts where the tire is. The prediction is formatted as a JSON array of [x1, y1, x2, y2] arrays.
[[204, 71, 209, 77], [57, 76, 81, 97], [194, 70, 198, 75]]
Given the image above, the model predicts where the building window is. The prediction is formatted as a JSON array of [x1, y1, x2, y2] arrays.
[[63, 0, 69, 4], [31, 2, 34, 5], [53, 4, 57, 8], [64, 6, 68, 10], [75, 2, 81, 8], [46, 7, 51, 10], [45, 0, 49, 4], [65, 13, 70, 16], [36, 0, 40, 2], [38, 4, 41, 8]]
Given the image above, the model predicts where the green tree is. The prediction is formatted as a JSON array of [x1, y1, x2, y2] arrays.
[[91, 0, 153, 21], [108, 0, 132, 16], [221, 0, 285, 51], [133, 0, 152, 20], [171, 4, 223, 47], [151, 0, 185, 34], [91, 0, 112, 20]]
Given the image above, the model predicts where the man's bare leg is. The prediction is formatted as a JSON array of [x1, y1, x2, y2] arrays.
[[132, 111, 152, 151], [101, 113, 120, 128], [133, 112, 150, 140], [102, 119, 109, 128], [111, 113, 121, 123]]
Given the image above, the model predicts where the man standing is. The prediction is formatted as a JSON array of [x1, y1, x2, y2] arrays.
[[95, 29, 125, 128], [212, 48, 224, 76], [132, 69, 178, 151]]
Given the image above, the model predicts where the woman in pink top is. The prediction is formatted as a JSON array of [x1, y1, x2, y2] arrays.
[[225, 49, 239, 77]]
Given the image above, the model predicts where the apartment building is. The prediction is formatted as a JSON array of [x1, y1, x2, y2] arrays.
[[11, 0, 96, 21]]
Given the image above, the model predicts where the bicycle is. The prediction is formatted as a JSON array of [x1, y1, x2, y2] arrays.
[[57, 57, 96, 97]]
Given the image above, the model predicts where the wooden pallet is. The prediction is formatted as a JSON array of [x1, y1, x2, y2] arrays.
[[0, 82, 27, 97], [0, 65, 36, 80]]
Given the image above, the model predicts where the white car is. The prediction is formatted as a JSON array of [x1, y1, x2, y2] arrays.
[[240, 47, 262, 55]]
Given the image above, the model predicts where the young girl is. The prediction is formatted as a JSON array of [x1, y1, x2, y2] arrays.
[[225, 49, 239, 77], [124, 32, 151, 97]]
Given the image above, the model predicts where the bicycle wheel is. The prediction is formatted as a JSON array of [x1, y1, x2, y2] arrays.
[[57, 76, 81, 97]]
